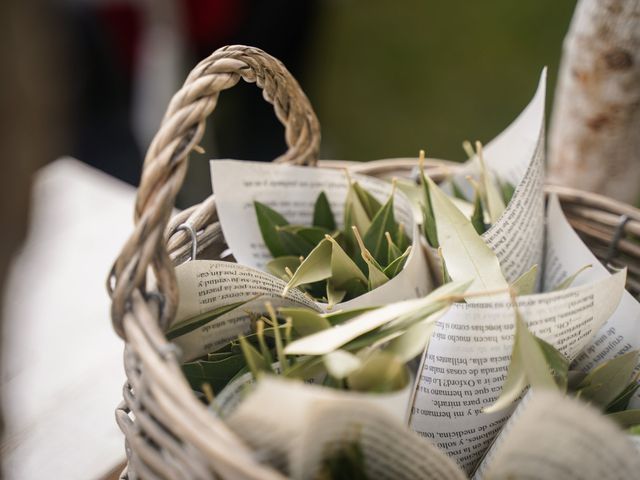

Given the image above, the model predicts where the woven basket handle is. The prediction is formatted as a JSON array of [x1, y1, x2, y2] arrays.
[[109, 45, 321, 338]]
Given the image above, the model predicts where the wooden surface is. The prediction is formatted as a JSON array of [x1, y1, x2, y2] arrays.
[[1, 159, 132, 479]]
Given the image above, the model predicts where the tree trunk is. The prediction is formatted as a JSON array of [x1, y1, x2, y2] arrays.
[[549, 0, 640, 204]]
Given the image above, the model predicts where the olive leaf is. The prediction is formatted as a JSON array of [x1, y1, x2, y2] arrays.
[[238, 335, 272, 378], [451, 179, 467, 201], [536, 337, 569, 391], [386, 231, 403, 262], [313, 191, 336, 230], [276, 226, 317, 257], [471, 191, 486, 235], [254, 200, 289, 257], [326, 281, 347, 309], [552, 264, 592, 291], [383, 246, 411, 278], [395, 177, 423, 219], [324, 235, 368, 289], [484, 306, 557, 413], [284, 279, 471, 356], [363, 186, 399, 265], [347, 350, 409, 393], [353, 181, 382, 219], [182, 355, 246, 393], [323, 350, 362, 379], [283, 239, 333, 296], [476, 141, 506, 223], [500, 180, 516, 205], [352, 226, 389, 290], [511, 264, 538, 296], [266, 255, 301, 282], [605, 381, 640, 414], [344, 179, 373, 252], [278, 307, 332, 336], [425, 174, 508, 294], [418, 152, 439, 248], [576, 350, 639, 408], [384, 319, 437, 362], [437, 247, 452, 285], [606, 409, 640, 429]]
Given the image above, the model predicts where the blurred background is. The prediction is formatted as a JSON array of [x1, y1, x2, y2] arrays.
[[0, 1, 582, 479], [4, 0, 577, 207]]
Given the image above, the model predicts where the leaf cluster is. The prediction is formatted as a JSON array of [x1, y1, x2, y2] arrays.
[[181, 281, 471, 398], [255, 180, 411, 306]]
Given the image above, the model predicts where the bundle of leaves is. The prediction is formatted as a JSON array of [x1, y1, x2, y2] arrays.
[[254, 178, 411, 306], [181, 281, 471, 399], [486, 302, 640, 434], [400, 143, 516, 246]]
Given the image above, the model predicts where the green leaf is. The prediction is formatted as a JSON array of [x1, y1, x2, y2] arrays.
[[577, 350, 639, 408], [386, 231, 403, 263], [451, 179, 467, 201], [238, 335, 271, 378], [536, 337, 569, 391], [516, 310, 557, 391], [395, 178, 423, 217], [552, 264, 592, 291], [395, 222, 410, 251], [384, 319, 437, 362], [425, 175, 508, 294], [419, 169, 439, 248], [325, 235, 368, 288], [276, 226, 316, 257], [283, 239, 333, 296], [606, 409, 640, 429], [296, 226, 331, 245], [383, 246, 411, 278], [279, 307, 332, 336], [476, 141, 506, 223], [284, 280, 471, 355], [254, 201, 289, 257], [352, 226, 389, 290], [344, 181, 372, 241], [511, 264, 538, 296], [483, 341, 527, 413], [313, 191, 336, 230], [347, 351, 409, 393], [437, 247, 452, 285], [323, 350, 362, 379], [605, 381, 640, 413], [266, 255, 301, 282], [363, 191, 398, 265], [324, 306, 378, 326], [353, 181, 382, 219], [484, 307, 556, 413], [470, 191, 486, 235], [182, 355, 246, 393], [167, 300, 250, 340], [500, 180, 516, 205], [326, 280, 347, 309]]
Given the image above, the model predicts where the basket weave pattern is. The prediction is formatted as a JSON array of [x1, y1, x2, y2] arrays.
[[108, 46, 640, 479]]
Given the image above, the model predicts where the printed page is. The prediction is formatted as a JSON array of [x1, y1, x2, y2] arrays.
[[545, 194, 640, 407], [442, 70, 546, 284], [227, 377, 467, 480], [408, 269, 626, 474], [479, 70, 546, 283], [210, 160, 431, 310], [171, 260, 319, 361], [474, 390, 640, 480]]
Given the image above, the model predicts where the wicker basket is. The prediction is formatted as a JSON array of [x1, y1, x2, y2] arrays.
[[108, 45, 640, 479]]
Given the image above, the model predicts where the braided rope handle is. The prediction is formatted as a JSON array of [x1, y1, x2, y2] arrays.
[[109, 45, 321, 338]]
